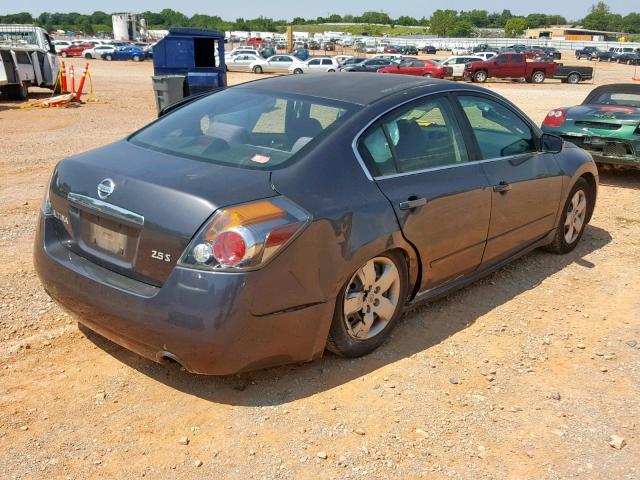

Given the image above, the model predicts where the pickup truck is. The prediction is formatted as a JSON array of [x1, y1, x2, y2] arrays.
[[554, 64, 594, 84], [463, 53, 557, 84]]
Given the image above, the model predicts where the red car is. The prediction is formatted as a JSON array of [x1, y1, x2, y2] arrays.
[[378, 59, 451, 78], [383, 46, 399, 53], [59, 43, 94, 58], [246, 37, 263, 46]]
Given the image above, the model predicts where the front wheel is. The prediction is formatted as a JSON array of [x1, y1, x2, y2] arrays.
[[293, 68, 303, 74], [84, 53, 92, 59], [61, 51, 68, 58], [105, 55, 112, 61], [132, 55, 141, 62], [543, 178, 592, 254], [473, 70, 487, 83], [327, 69, 335, 72], [326, 252, 408, 358], [531, 71, 546, 83], [253, 65, 263, 74], [423, 73, 433, 78]]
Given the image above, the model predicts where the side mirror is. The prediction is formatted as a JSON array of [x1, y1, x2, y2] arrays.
[[540, 133, 563, 153]]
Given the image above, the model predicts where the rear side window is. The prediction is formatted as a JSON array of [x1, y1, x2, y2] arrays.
[[321, 59, 333, 65], [458, 95, 536, 159], [131, 89, 357, 170], [358, 97, 469, 177]]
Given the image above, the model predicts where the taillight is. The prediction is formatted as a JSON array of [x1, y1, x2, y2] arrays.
[[179, 197, 310, 271], [542, 108, 567, 128]]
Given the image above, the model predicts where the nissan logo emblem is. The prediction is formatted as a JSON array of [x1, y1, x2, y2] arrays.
[[97, 178, 115, 200]]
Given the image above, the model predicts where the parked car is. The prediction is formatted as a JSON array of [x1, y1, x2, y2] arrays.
[[334, 55, 354, 65], [594, 49, 615, 62], [554, 65, 594, 84], [378, 59, 450, 78], [541, 84, 640, 169], [59, 43, 94, 58], [82, 44, 115, 59], [538, 47, 561, 60], [290, 57, 340, 74], [576, 46, 600, 60], [53, 40, 71, 53], [615, 52, 640, 65], [249, 54, 305, 74], [34, 74, 598, 375], [400, 46, 419, 56], [611, 47, 635, 60], [439, 56, 484, 78], [226, 47, 261, 59], [464, 53, 558, 84], [323, 42, 336, 52], [101, 46, 146, 62], [226, 54, 262, 72], [245, 37, 263, 46], [383, 46, 399, 54], [451, 46, 472, 55], [473, 43, 491, 52], [339, 58, 393, 72], [475, 52, 498, 61], [422, 45, 437, 55]]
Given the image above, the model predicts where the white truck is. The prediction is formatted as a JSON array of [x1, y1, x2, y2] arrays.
[[0, 25, 60, 100]]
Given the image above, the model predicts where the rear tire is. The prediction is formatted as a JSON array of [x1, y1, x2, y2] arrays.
[[253, 65, 263, 74], [105, 55, 112, 61], [531, 71, 546, 84], [543, 178, 592, 254], [61, 51, 68, 58], [84, 53, 92, 59], [326, 251, 408, 358], [567, 73, 581, 84], [132, 55, 141, 62], [423, 73, 433, 78], [293, 68, 303, 74], [7, 82, 28, 100]]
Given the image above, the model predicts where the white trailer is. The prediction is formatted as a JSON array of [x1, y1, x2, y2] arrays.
[[0, 24, 60, 100]]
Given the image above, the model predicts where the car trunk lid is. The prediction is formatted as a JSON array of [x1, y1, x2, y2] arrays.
[[49, 140, 276, 286], [567, 104, 640, 132]]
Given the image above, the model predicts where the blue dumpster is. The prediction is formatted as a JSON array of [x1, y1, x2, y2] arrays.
[[151, 28, 226, 111]]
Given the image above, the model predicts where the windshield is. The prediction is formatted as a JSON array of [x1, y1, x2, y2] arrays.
[[130, 89, 358, 169], [589, 92, 640, 108]]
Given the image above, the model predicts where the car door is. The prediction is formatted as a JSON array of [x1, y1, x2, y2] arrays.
[[321, 58, 334, 71], [452, 93, 563, 266], [356, 94, 492, 290], [275, 56, 294, 73], [307, 58, 321, 72], [509, 54, 526, 77]]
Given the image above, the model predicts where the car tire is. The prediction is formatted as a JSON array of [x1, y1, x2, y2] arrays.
[[105, 55, 112, 61], [61, 52, 68, 58], [293, 68, 303, 74], [543, 178, 592, 254], [567, 73, 581, 84], [132, 55, 140, 62], [7, 82, 28, 101], [531, 71, 545, 84], [327, 69, 335, 72], [253, 66, 263, 74], [473, 70, 487, 83], [84, 53, 92, 59], [326, 251, 408, 358], [423, 73, 433, 78]]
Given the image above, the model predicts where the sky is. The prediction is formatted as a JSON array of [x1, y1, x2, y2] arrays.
[[4, 0, 637, 21]]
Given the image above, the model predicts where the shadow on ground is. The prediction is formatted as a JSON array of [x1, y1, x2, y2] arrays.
[[598, 168, 640, 191], [83, 224, 612, 406]]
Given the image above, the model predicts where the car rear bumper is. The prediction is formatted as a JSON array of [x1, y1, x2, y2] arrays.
[[34, 214, 333, 375], [560, 135, 640, 168]]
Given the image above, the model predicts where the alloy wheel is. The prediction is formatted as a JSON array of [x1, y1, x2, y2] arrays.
[[343, 257, 401, 340], [564, 190, 587, 244]]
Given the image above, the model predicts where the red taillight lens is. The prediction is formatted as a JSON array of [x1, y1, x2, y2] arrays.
[[212, 230, 247, 266], [542, 109, 567, 128], [179, 197, 310, 272]]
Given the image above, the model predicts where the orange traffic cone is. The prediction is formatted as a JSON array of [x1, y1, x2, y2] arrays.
[[69, 65, 75, 94], [60, 61, 67, 93], [75, 63, 89, 101]]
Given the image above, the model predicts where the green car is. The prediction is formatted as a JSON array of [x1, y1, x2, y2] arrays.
[[541, 84, 640, 169]]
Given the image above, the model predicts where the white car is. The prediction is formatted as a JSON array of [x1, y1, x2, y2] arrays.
[[226, 47, 261, 59], [289, 57, 340, 74], [334, 55, 354, 65], [475, 52, 498, 61], [249, 55, 305, 74], [226, 53, 262, 72], [451, 47, 472, 56], [53, 40, 71, 53], [439, 56, 484, 78], [82, 45, 115, 59]]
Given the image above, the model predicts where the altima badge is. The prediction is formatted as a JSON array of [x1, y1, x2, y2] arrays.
[[97, 178, 115, 199]]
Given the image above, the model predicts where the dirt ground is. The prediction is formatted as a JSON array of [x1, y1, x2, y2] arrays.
[[0, 55, 639, 480]]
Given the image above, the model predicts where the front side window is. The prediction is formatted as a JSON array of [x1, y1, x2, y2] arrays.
[[131, 89, 357, 170], [358, 97, 469, 177], [497, 55, 508, 64], [458, 95, 536, 159]]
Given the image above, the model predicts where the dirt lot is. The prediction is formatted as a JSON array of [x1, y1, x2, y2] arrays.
[[0, 55, 639, 480]]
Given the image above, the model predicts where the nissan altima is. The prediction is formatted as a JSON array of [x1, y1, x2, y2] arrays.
[[35, 75, 598, 375]]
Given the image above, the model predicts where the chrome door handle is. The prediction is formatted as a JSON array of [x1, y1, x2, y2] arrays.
[[492, 182, 512, 193], [399, 197, 427, 210]]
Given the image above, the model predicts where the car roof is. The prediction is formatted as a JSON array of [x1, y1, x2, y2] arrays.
[[234, 74, 484, 106]]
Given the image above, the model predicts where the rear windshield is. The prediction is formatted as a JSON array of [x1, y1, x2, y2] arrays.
[[130, 89, 357, 169], [589, 92, 640, 108]]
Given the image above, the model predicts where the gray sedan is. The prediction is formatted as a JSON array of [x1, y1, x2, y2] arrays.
[[249, 54, 305, 74], [35, 75, 598, 375], [226, 54, 262, 72]]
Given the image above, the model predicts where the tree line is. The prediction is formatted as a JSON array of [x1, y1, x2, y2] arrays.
[[0, 2, 638, 36]]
